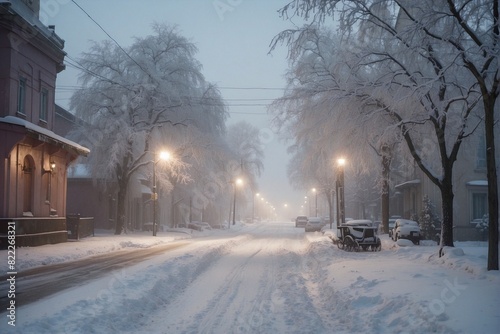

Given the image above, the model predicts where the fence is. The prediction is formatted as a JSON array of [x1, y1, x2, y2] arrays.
[[67, 214, 95, 240]]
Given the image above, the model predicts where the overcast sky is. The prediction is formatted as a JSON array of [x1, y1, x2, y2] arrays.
[[41, 0, 309, 218]]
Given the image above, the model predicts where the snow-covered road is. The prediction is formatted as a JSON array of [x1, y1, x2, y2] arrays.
[[1, 221, 499, 333]]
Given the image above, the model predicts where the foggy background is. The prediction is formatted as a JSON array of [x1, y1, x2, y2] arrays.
[[42, 0, 308, 220]]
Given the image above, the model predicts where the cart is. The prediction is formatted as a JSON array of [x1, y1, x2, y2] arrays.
[[337, 225, 381, 252]]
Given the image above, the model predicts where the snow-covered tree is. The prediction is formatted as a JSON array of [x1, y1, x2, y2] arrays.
[[70, 24, 227, 234], [274, 1, 498, 269], [270, 27, 402, 230], [418, 195, 440, 242], [224, 121, 265, 218], [226, 121, 265, 190]]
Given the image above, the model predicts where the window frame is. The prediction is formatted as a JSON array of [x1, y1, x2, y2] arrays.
[[39, 87, 49, 122], [471, 192, 488, 221], [17, 77, 27, 115]]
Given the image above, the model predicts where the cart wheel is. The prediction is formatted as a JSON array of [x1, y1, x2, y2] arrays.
[[354, 242, 360, 252], [345, 236, 359, 252], [344, 236, 354, 251]]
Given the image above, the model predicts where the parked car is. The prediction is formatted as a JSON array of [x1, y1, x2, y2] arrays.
[[305, 217, 323, 232], [392, 219, 420, 244], [295, 216, 308, 227], [388, 217, 400, 237], [188, 221, 212, 231]]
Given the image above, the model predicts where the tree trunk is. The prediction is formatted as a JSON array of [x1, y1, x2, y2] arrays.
[[381, 153, 391, 234], [439, 176, 455, 252], [170, 188, 175, 228], [115, 182, 127, 235], [485, 97, 499, 270], [326, 189, 334, 229]]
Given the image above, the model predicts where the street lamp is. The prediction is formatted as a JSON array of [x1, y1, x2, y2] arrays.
[[337, 158, 346, 227], [230, 178, 243, 226], [253, 192, 260, 223], [312, 188, 317, 216], [152, 150, 170, 236]]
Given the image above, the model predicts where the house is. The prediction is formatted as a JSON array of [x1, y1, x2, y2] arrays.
[[52, 105, 114, 229], [0, 0, 89, 248], [386, 2, 499, 241], [393, 125, 498, 241]]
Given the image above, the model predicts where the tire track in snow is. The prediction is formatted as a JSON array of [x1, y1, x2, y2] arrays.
[[191, 247, 263, 333], [163, 223, 310, 334], [274, 245, 329, 333], [14, 235, 248, 334]]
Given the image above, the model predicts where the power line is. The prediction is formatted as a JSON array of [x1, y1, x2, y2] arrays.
[[57, 84, 284, 97], [70, 0, 150, 78], [64, 2, 285, 112], [56, 83, 282, 103]]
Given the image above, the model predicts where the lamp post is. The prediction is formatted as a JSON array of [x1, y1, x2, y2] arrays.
[[337, 158, 346, 227], [253, 193, 260, 223], [232, 178, 243, 225], [152, 151, 170, 236], [312, 188, 317, 216], [305, 196, 310, 216]]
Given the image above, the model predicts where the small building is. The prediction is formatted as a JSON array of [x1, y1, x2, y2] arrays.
[[393, 126, 497, 241], [0, 0, 89, 247]]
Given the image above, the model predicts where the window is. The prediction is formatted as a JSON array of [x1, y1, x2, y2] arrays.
[[40, 88, 48, 122], [18, 78, 26, 114], [472, 192, 487, 220], [476, 135, 487, 170]]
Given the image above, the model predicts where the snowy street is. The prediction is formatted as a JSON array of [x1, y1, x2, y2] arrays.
[[1, 221, 499, 333]]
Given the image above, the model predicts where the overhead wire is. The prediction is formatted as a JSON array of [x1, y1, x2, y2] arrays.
[[62, 1, 284, 115], [70, 0, 151, 79]]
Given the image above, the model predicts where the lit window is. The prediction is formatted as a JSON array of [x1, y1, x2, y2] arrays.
[[40, 88, 48, 122]]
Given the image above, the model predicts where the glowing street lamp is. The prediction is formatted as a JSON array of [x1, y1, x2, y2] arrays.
[[337, 157, 346, 227], [230, 178, 244, 226], [152, 150, 170, 236]]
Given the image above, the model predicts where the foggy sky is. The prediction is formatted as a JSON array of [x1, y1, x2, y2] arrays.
[[42, 0, 307, 219]]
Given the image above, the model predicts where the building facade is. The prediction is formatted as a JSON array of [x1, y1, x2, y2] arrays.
[[393, 125, 498, 241], [0, 0, 89, 247]]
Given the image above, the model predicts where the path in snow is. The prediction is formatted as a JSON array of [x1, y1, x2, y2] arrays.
[[0, 240, 190, 306], [144, 221, 331, 334], [1, 221, 498, 333]]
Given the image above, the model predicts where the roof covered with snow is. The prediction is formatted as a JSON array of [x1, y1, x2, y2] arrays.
[[466, 180, 488, 186], [395, 179, 421, 189], [0, 116, 90, 156]]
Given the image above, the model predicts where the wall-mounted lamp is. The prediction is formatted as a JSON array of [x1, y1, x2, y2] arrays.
[[43, 161, 56, 174]]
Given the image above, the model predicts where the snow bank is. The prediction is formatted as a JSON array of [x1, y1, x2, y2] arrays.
[[1, 229, 195, 272]]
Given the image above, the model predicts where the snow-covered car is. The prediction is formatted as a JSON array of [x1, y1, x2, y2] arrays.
[[295, 215, 308, 227], [305, 217, 323, 232], [388, 217, 400, 237], [392, 219, 420, 244], [344, 219, 373, 227], [188, 221, 212, 231]]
